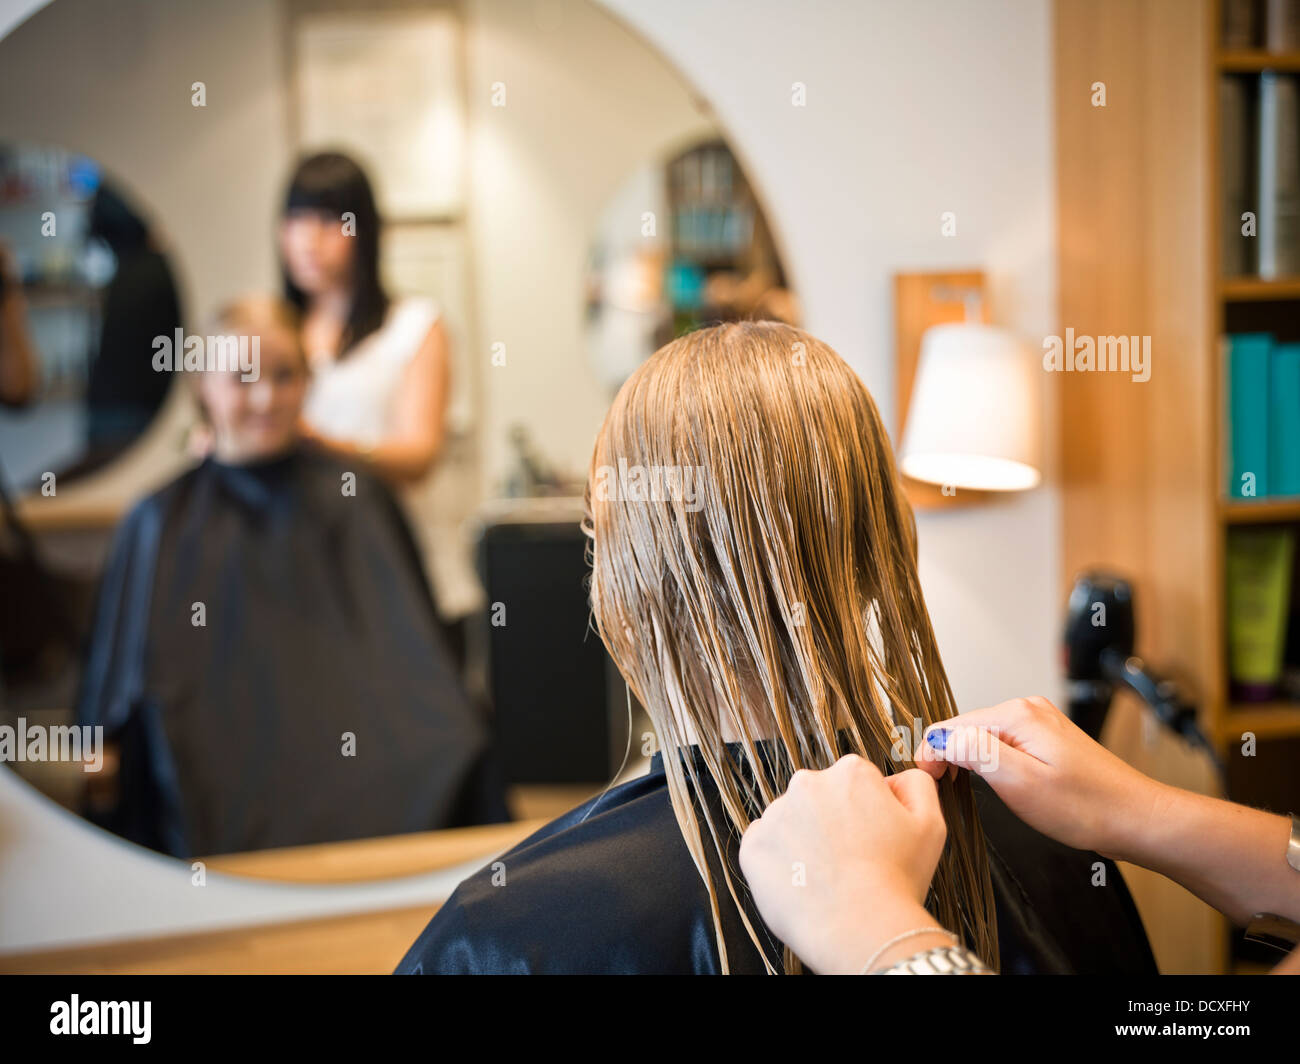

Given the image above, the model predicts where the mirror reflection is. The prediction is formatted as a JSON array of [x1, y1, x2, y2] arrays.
[[0, 146, 180, 483], [0, 0, 795, 870]]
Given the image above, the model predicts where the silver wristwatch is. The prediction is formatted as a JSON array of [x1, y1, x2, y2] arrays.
[[870, 944, 992, 975], [1242, 814, 1300, 954]]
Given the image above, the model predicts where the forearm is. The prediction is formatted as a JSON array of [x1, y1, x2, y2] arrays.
[[0, 296, 38, 405], [363, 437, 442, 483], [1116, 783, 1299, 926], [307, 431, 439, 485]]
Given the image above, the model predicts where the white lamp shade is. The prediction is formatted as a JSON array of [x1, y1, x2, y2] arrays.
[[898, 323, 1041, 492]]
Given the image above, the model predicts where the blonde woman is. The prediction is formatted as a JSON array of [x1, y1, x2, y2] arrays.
[[77, 297, 506, 856], [397, 322, 1156, 974]]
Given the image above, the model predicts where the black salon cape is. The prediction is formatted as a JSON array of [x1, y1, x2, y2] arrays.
[[396, 747, 1158, 974], [75, 447, 508, 857]]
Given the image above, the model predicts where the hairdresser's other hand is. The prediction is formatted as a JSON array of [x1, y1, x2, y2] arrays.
[[739, 756, 952, 974], [916, 696, 1162, 859], [296, 418, 353, 461]]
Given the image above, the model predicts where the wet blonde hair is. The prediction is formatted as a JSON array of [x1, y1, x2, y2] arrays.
[[583, 321, 999, 974]]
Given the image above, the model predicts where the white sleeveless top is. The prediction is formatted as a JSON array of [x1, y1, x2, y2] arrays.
[[302, 296, 484, 620], [302, 297, 437, 446]]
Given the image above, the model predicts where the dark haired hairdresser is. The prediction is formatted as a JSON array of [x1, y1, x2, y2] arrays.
[[739, 696, 1300, 974], [277, 151, 481, 635]]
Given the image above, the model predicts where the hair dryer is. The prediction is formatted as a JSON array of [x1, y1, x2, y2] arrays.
[[1064, 571, 1222, 775]]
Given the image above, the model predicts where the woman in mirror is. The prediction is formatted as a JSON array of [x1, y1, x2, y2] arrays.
[[75, 296, 507, 858], [277, 152, 477, 653], [397, 321, 1156, 974]]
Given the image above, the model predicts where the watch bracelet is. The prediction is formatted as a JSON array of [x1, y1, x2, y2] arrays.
[[868, 943, 993, 975]]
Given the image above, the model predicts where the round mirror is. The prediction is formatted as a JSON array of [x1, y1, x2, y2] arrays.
[[0, 145, 180, 489], [585, 138, 797, 393], [0, 0, 797, 902]]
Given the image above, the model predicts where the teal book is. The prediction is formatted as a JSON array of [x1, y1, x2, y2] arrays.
[[1271, 343, 1300, 498], [1229, 334, 1272, 499]]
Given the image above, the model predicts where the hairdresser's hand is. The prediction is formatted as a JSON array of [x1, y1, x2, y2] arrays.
[[185, 421, 214, 460], [296, 419, 357, 462], [920, 697, 1300, 930], [739, 755, 954, 974], [295, 417, 327, 451], [915, 696, 1162, 860]]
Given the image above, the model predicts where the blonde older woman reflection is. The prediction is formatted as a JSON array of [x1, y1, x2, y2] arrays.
[[76, 297, 507, 857]]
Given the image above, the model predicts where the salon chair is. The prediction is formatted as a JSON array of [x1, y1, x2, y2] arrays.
[[473, 498, 624, 785]]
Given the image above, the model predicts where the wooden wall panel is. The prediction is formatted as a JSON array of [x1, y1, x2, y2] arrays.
[[1055, 0, 1226, 973]]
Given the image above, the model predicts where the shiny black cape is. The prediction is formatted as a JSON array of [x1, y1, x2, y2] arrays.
[[397, 747, 1157, 974], [76, 447, 507, 857]]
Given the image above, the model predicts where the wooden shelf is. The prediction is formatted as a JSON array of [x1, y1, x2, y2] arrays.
[[1217, 50, 1300, 72], [1219, 276, 1300, 301], [199, 816, 547, 884], [1058, 0, 1300, 975], [0, 902, 440, 974], [1220, 702, 1300, 740], [1220, 498, 1300, 523]]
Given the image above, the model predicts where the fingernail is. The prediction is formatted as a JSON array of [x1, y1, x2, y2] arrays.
[[926, 727, 950, 752]]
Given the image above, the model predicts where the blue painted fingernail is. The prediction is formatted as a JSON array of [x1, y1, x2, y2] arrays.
[[926, 727, 950, 751]]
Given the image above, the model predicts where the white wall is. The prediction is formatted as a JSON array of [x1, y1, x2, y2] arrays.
[[464, 0, 715, 489], [600, 0, 1062, 713], [0, 0, 291, 327]]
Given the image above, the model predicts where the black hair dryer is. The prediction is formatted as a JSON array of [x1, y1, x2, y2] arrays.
[[1064, 572, 1221, 774]]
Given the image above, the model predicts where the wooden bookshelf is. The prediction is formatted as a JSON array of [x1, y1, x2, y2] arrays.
[[1210, 0, 1300, 770], [1220, 275, 1300, 299], [1220, 497, 1300, 523], [1056, 0, 1300, 975], [1217, 49, 1300, 72], [1222, 701, 1300, 739]]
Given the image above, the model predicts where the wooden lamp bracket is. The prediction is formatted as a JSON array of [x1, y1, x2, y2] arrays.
[[893, 269, 992, 511]]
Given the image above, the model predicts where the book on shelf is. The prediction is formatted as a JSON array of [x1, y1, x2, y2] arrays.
[[1228, 333, 1273, 498], [1226, 333, 1300, 501], [1265, 0, 1300, 50], [1220, 0, 1300, 53], [1271, 343, 1300, 496], [1220, 75, 1256, 277], [1226, 526, 1295, 702], [1223, 0, 1257, 49], [1257, 72, 1300, 278]]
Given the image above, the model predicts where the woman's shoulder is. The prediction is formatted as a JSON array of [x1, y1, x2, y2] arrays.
[[393, 768, 728, 974], [385, 295, 440, 341], [349, 295, 440, 371]]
